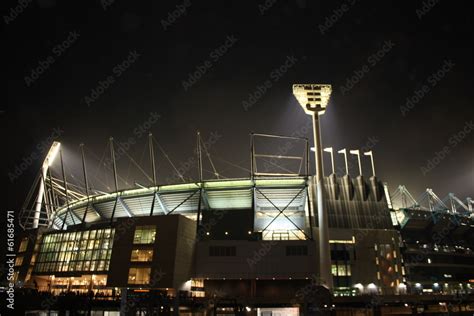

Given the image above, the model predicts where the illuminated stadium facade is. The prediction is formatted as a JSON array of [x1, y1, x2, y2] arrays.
[[14, 146, 474, 306], [12, 85, 474, 314]]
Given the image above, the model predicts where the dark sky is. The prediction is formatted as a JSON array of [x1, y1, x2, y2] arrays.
[[3, 0, 473, 213]]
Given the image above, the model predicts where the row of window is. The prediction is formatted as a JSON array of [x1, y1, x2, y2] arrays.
[[35, 228, 115, 273], [209, 246, 236, 256], [44, 229, 113, 244], [38, 249, 112, 263], [36, 260, 111, 273], [332, 264, 351, 276], [208, 245, 310, 257], [19, 238, 29, 253]]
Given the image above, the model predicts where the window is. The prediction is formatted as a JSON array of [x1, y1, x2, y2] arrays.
[[34, 228, 115, 273], [331, 264, 351, 276], [286, 245, 308, 256], [130, 249, 153, 262], [19, 238, 29, 252], [15, 256, 24, 267], [209, 246, 236, 256], [128, 268, 151, 285], [133, 226, 156, 244]]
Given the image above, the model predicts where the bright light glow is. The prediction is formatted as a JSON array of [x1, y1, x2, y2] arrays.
[[353, 283, 364, 291], [245, 306, 251, 312], [349, 149, 360, 155], [363, 151, 373, 157], [292, 84, 332, 115], [367, 283, 377, 289], [323, 147, 333, 153], [44, 141, 61, 168], [415, 283, 422, 288], [433, 283, 439, 288]]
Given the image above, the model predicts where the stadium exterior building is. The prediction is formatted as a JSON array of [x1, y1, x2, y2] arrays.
[[14, 157, 474, 307]]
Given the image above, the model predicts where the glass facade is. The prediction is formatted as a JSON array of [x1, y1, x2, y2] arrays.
[[19, 237, 28, 252], [128, 267, 151, 285], [15, 256, 23, 267], [133, 226, 156, 244], [34, 228, 115, 273], [331, 242, 353, 289], [332, 264, 351, 276]]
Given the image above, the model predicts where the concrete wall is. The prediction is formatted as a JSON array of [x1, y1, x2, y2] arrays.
[[195, 240, 317, 279]]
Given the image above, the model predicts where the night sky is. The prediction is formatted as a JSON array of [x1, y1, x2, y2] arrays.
[[3, 0, 473, 214]]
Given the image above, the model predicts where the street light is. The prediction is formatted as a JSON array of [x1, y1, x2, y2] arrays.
[[337, 148, 349, 175], [323, 147, 335, 175], [292, 83, 333, 291], [363, 151, 376, 177], [33, 141, 61, 228], [349, 149, 362, 176]]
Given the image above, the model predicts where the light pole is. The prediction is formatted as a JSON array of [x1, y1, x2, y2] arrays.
[[337, 148, 349, 175], [350, 149, 362, 176], [323, 147, 335, 175], [293, 84, 333, 291], [364, 151, 376, 177], [33, 141, 61, 229]]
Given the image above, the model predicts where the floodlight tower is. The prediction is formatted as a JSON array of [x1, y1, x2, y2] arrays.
[[293, 84, 333, 291], [33, 141, 61, 228]]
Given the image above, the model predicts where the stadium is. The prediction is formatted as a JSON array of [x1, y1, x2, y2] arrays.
[[12, 85, 474, 315]]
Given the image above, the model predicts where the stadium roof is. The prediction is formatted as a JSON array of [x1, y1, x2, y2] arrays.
[[53, 177, 309, 229]]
